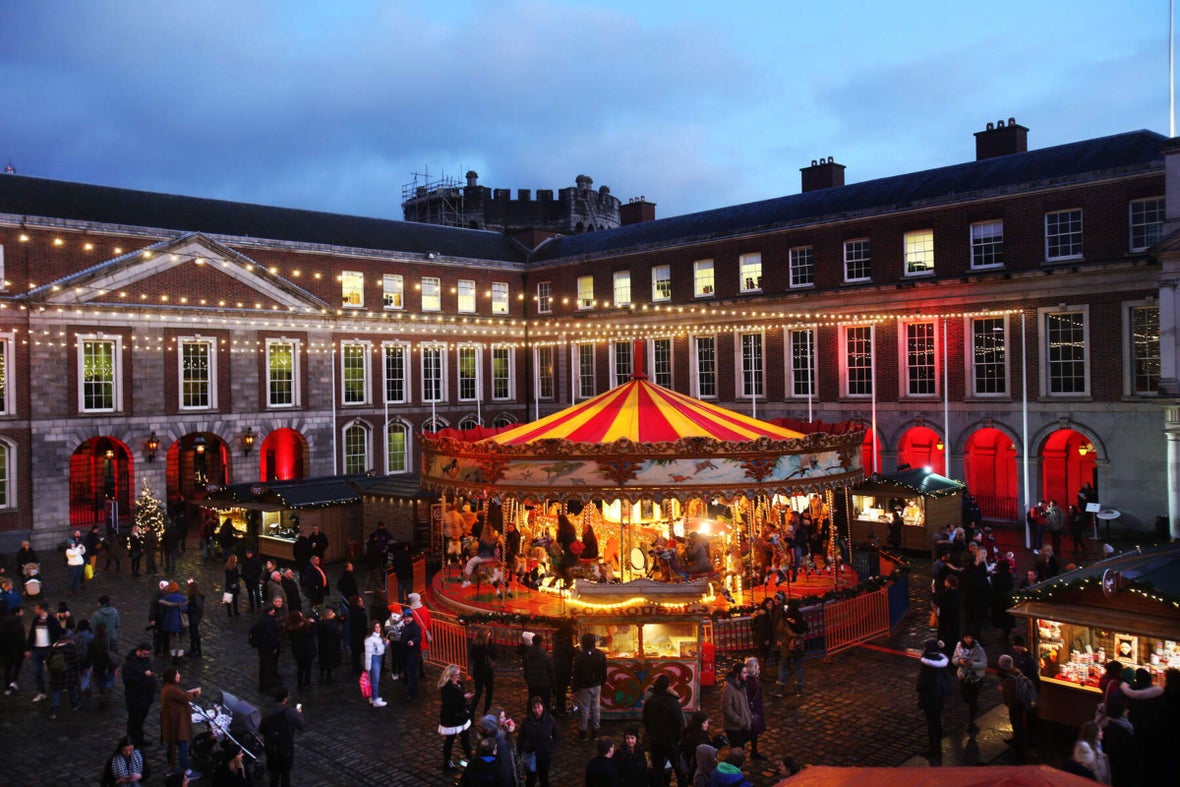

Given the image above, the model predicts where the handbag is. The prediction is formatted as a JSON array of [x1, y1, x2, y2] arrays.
[[928, 607, 939, 628], [359, 671, 372, 699], [522, 751, 537, 773], [83, 563, 95, 581], [221, 591, 235, 605]]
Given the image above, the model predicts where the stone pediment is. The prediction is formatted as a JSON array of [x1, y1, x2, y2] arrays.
[[25, 233, 330, 313]]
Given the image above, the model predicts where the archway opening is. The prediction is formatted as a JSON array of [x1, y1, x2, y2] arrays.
[[896, 425, 945, 476], [260, 428, 307, 482], [1042, 429, 1096, 510], [68, 437, 132, 528], [963, 427, 1019, 521]]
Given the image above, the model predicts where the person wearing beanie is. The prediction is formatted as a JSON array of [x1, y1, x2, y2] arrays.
[[641, 674, 686, 786], [91, 594, 121, 655], [400, 607, 422, 701], [692, 743, 718, 787], [477, 712, 516, 786], [916, 639, 950, 757]]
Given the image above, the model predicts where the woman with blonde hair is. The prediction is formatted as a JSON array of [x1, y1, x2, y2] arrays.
[[437, 663, 474, 771]]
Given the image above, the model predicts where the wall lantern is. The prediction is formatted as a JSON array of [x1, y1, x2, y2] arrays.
[[242, 427, 256, 456], [194, 435, 207, 455], [935, 439, 945, 452], [145, 431, 159, 462], [1078, 443, 1094, 457]]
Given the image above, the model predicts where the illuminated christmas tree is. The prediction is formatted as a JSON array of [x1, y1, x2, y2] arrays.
[[134, 478, 166, 538]]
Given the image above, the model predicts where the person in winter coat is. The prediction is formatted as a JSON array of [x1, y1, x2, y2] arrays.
[[224, 555, 242, 617], [186, 580, 206, 658], [709, 748, 752, 787], [363, 620, 388, 708], [952, 633, 987, 733], [989, 559, 1016, 641], [692, 744, 718, 787], [460, 737, 505, 787], [584, 737, 620, 787], [400, 608, 423, 700], [91, 595, 122, 654], [641, 674, 686, 786], [240, 548, 263, 613], [743, 657, 767, 759], [65, 539, 86, 594], [721, 662, 753, 752], [437, 663, 474, 772], [87, 621, 116, 709], [611, 727, 648, 787], [520, 694, 561, 787], [469, 627, 498, 717], [997, 654, 1031, 755], [25, 601, 63, 700], [523, 632, 555, 712], [315, 607, 343, 684], [680, 711, 714, 783], [775, 600, 809, 697], [552, 621, 577, 716], [46, 628, 81, 719], [933, 574, 961, 654], [1, 606, 25, 694], [286, 611, 317, 690], [916, 638, 950, 757], [477, 712, 517, 787], [160, 667, 202, 776], [1071, 720, 1110, 784], [121, 642, 156, 747], [158, 582, 188, 661], [1101, 695, 1138, 787], [572, 631, 607, 740], [751, 599, 775, 665]]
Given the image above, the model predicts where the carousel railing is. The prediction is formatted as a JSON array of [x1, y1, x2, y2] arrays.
[[426, 612, 470, 671]]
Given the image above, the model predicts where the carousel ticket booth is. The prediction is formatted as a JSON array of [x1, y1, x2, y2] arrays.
[[846, 469, 964, 550], [1008, 542, 1180, 725], [572, 579, 707, 718], [198, 474, 370, 564]]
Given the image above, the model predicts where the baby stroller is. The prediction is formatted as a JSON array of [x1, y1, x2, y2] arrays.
[[22, 562, 42, 597], [189, 689, 266, 780]]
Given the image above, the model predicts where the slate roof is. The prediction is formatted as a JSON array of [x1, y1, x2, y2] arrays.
[[201, 474, 374, 509], [0, 173, 528, 263], [530, 129, 1170, 263], [857, 468, 966, 497], [1015, 541, 1180, 605]]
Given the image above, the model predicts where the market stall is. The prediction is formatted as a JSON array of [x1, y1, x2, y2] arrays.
[[1008, 541, 1180, 725], [845, 469, 964, 551], [197, 474, 371, 564]]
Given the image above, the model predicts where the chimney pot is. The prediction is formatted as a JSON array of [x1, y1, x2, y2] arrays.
[[800, 157, 846, 193], [975, 118, 1029, 160]]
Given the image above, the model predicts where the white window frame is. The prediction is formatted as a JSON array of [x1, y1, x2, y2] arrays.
[[1123, 299, 1160, 397], [610, 341, 633, 388], [457, 344, 480, 402], [382, 273, 404, 310], [0, 245, 5, 292], [575, 343, 596, 400], [536, 281, 552, 314], [382, 342, 410, 404], [491, 282, 509, 315], [386, 420, 411, 474], [840, 324, 874, 398], [966, 315, 1009, 398], [458, 416, 481, 431], [178, 336, 218, 411], [652, 264, 671, 302], [342, 420, 372, 475], [265, 338, 301, 409], [739, 253, 762, 293], [421, 343, 447, 403], [491, 345, 513, 400], [78, 334, 123, 413], [693, 259, 715, 298], [577, 276, 594, 310], [737, 331, 764, 400], [843, 239, 871, 283], [1129, 197, 1165, 252], [340, 340, 371, 406], [613, 271, 632, 306], [1045, 209, 1083, 261], [341, 270, 364, 308], [535, 345, 555, 401], [421, 276, 441, 312], [789, 246, 814, 289], [898, 320, 938, 398], [1038, 305, 1090, 397], [786, 328, 816, 399], [0, 438, 14, 509], [970, 220, 1004, 269], [457, 279, 477, 314], [903, 229, 935, 276], [0, 333, 13, 416], [691, 334, 717, 399], [650, 338, 673, 388]]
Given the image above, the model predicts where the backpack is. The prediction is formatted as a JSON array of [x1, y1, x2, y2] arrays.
[[47, 645, 68, 673], [260, 709, 287, 754], [1014, 673, 1038, 710]]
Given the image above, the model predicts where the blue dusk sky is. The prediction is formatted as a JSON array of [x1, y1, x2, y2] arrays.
[[0, 0, 1171, 221]]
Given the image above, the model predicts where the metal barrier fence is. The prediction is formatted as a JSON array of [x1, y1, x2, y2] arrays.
[[427, 613, 470, 672], [822, 586, 890, 656]]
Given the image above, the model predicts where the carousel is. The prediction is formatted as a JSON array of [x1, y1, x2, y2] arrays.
[[420, 354, 868, 714]]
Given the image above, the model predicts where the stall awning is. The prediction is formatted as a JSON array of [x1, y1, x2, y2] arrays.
[[854, 468, 966, 497], [1007, 600, 1180, 640], [196, 473, 374, 510]]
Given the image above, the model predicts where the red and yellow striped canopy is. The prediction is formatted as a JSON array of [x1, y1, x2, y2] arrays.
[[490, 378, 804, 445]]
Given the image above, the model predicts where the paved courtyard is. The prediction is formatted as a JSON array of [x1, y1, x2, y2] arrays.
[[1, 526, 1092, 786]]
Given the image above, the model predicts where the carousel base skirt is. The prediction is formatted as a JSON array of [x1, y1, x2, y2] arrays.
[[426, 564, 852, 619]]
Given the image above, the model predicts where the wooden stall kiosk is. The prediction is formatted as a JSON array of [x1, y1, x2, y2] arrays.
[[1008, 542, 1180, 726], [572, 579, 707, 718], [198, 474, 369, 564], [846, 469, 964, 551]]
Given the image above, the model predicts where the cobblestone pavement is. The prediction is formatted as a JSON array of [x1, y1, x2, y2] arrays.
[[1, 526, 1108, 786]]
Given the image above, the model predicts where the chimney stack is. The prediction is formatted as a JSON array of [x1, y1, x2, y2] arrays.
[[620, 196, 656, 225], [974, 118, 1028, 160], [800, 157, 845, 193]]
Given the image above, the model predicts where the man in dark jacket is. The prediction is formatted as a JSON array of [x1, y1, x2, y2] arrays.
[[400, 608, 422, 701], [251, 597, 284, 694], [121, 642, 156, 747], [390, 543, 414, 604], [279, 569, 302, 614], [523, 632, 555, 712], [241, 548, 263, 612], [259, 687, 305, 787], [25, 601, 63, 700], [291, 530, 312, 576], [307, 525, 329, 561], [641, 675, 686, 786], [573, 632, 607, 740], [301, 556, 330, 612], [585, 737, 621, 787]]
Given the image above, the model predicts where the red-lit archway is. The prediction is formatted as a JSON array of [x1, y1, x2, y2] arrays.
[[166, 433, 230, 516], [963, 427, 1019, 521], [68, 437, 133, 528], [1042, 429, 1097, 510], [259, 428, 308, 482], [896, 425, 946, 476]]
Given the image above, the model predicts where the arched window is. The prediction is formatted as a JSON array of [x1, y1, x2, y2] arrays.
[[423, 417, 447, 433], [343, 421, 371, 475], [492, 413, 518, 429], [387, 421, 410, 475], [458, 416, 481, 431]]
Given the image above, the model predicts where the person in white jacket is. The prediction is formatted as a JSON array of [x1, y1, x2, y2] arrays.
[[65, 540, 86, 595], [1072, 720, 1111, 784], [364, 621, 388, 707]]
